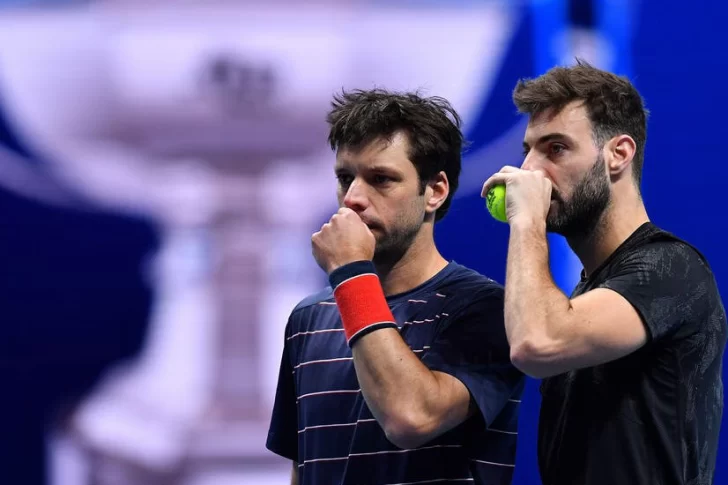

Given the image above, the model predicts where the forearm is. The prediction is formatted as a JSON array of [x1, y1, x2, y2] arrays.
[[505, 220, 572, 355], [329, 261, 465, 447], [352, 329, 445, 440]]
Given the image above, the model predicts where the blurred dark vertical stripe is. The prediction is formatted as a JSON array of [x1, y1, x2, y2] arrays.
[[0, 93, 160, 484], [0, 93, 35, 162]]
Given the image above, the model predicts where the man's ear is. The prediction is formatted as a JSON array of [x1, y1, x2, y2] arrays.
[[425, 171, 449, 216], [605, 134, 636, 177]]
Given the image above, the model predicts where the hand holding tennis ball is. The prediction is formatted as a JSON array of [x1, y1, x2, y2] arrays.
[[485, 184, 507, 223], [481, 167, 553, 224]]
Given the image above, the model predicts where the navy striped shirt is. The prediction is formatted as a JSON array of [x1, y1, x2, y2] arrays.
[[266, 262, 525, 485]]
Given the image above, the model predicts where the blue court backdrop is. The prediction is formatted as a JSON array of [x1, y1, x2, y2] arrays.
[[437, 0, 728, 483]]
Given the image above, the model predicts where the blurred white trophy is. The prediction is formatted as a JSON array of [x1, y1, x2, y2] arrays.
[[0, 2, 516, 484]]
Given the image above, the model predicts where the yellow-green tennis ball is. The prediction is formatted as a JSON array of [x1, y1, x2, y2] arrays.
[[486, 184, 507, 223]]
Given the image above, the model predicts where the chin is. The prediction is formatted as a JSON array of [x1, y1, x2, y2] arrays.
[[545, 214, 566, 234]]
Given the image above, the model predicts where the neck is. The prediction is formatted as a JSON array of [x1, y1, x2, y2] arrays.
[[566, 195, 650, 277], [374, 225, 448, 296]]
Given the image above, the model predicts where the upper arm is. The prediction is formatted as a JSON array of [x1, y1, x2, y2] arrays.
[[424, 370, 475, 433], [422, 286, 525, 427], [515, 287, 648, 376], [515, 242, 711, 377], [290, 462, 299, 485]]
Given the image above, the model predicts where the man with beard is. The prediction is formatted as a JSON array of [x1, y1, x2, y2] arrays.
[[266, 89, 525, 485], [482, 59, 727, 485]]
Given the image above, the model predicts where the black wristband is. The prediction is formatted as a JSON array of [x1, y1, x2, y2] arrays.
[[328, 260, 377, 290]]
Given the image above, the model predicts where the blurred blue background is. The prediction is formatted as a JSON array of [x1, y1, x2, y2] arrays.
[[0, 1, 724, 484]]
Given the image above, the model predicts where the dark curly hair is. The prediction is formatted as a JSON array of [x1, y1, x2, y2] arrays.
[[513, 59, 649, 184], [326, 88, 465, 221]]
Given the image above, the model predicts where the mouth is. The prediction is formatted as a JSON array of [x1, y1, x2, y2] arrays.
[[366, 224, 382, 233], [359, 221, 377, 232], [359, 217, 380, 230]]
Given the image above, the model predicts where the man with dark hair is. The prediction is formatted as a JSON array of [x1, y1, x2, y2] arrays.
[[267, 89, 525, 485], [482, 59, 726, 484]]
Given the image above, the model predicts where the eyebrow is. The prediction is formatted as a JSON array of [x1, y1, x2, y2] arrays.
[[335, 164, 401, 175], [522, 133, 574, 150]]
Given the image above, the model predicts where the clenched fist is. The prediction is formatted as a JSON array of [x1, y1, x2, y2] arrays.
[[312, 208, 376, 274]]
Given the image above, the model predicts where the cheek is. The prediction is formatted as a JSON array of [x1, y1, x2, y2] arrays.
[[377, 191, 424, 226], [543, 165, 577, 199]]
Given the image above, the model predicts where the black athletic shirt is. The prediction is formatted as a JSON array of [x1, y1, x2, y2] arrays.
[[538, 222, 727, 485]]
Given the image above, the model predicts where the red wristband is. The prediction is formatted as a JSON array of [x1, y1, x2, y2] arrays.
[[330, 263, 397, 346]]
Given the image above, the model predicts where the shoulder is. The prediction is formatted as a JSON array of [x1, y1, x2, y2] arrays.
[[616, 229, 713, 283], [603, 227, 724, 332], [440, 263, 504, 306], [433, 264, 505, 327], [442, 262, 503, 292], [291, 286, 335, 312], [280, 287, 343, 345], [284, 286, 337, 329], [425, 265, 513, 358], [603, 226, 720, 306]]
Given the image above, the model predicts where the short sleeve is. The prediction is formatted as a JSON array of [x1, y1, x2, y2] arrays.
[[265, 334, 298, 461], [599, 242, 713, 342], [421, 286, 524, 426]]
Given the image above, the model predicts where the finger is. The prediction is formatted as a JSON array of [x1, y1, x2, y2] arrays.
[[543, 178, 553, 198], [481, 166, 522, 197], [337, 207, 355, 216], [343, 208, 361, 221], [531, 169, 548, 180], [332, 208, 357, 222], [330, 213, 350, 228], [481, 172, 511, 198], [539, 174, 552, 189], [336, 209, 365, 227], [529, 170, 552, 190]]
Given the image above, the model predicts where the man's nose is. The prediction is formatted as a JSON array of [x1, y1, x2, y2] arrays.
[[521, 152, 540, 172], [342, 178, 369, 212]]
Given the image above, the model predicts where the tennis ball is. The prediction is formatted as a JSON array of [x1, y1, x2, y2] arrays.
[[485, 184, 507, 223]]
